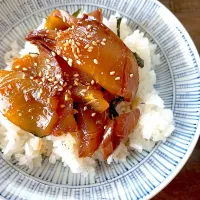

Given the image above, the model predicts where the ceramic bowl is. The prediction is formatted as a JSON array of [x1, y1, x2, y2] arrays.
[[0, 0, 199, 199]]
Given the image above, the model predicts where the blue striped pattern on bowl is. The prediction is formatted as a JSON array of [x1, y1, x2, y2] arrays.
[[0, 0, 199, 199]]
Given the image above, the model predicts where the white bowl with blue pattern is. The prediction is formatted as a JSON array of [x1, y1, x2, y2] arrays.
[[0, 0, 199, 199]]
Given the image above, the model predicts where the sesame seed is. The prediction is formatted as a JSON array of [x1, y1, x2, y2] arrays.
[[46, 59, 50, 63], [91, 80, 95, 85], [92, 41, 97, 46], [71, 25, 74, 30], [96, 40, 100, 43], [76, 60, 81, 65], [63, 16, 66, 22], [87, 25, 92, 30], [68, 90, 71, 95], [54, 81, 58, 85], [104, 126, 107, 129], [130, 73, 134, 78], [60, 104, 65, 108], [57, 50, 61, 55], [102, 38, 106, 42], [110, 71, 115, 75], [74, 54, 79, 59], [93, 59, 98, 64], [47, 98, 50, 103], [101, 41, 105, 45], [115, 77, 120, 80], [46, 71, 50, 76], [56, 74, 62, 80], [76, 42, 81, 46], [22, 67, 28, 71], [34, 63, 37, 66], [15, 65, 20, 69], [58, 87, 63, 91], [77, 48, 80, 54], [91, 113, 96, 117], [74, 80, 79, 86], [87, 35, 92, 39], [38, 92, 41, 98], [60, 81, 64, 85], [39, 71, 43, 77], [79, 37, 83, 40], [46, 65, 51, 69], [52, 77, 56, 82], [18, 113, 22, 117], [30, 76, 34, 80], [42, 77, 46, 82], [51, 51, 56, 56], [83, 106, 87, 111], [84, 44, 89, 49], [73, 74, 79, 77], [22, 73, 26, 79], [39, 82, 43, 85], [64, 47, 67, 51], [69, 39, 71, 44], [71, 39, 75, 46], [88, 49, 92, 52], [65, 94, 69, 101], [68, 58, 73, 67], [40, 88, 43, 93], [68, 58, 72, 63], [63, 56, 68, 61], [55, 28, 57, 31], [101, 72, 104, 75]]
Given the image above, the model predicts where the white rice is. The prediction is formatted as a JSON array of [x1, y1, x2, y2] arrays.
[[1, 13, 174, 174]]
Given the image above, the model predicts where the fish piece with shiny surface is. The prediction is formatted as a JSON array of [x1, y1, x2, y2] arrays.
[[102, 108, 140, 160], [76, 103, 106, 157], [12, 44, 64, 96], [71, 85, 109, 113], [26, 14, 139, 101], [0, 70, 59, 137]]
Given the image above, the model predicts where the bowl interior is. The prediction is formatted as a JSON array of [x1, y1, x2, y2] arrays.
[[0, 1, 199, 200]]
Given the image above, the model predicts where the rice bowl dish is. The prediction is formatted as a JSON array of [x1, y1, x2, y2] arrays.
[[0, 9, 175, 175]]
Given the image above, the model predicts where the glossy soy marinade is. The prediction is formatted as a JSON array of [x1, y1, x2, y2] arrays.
[[0, 8, 140, 160]]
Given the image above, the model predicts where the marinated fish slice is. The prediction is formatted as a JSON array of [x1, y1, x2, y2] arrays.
[[102, 108, 140, 160], [71, 85, 109, 113], [45, 9, 78, 30], [0, 70, 59, 137], [88, 8, 103, 22], [26, 15, 139, 100], [76, 103, 106, 157], [56, 55, 95, 86], [52, 91, 77, 136], [45, 9, 102, 31], [12, 43, 64, 95]]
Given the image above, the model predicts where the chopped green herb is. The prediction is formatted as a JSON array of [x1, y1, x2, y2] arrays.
[[133, 52, 144, 68], [116, 17, 122, 38], [72, 8, 82, 17]]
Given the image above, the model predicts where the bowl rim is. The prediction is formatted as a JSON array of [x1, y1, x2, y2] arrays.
[[0, 0, 199, 199], [145, 0, 200, 199]]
